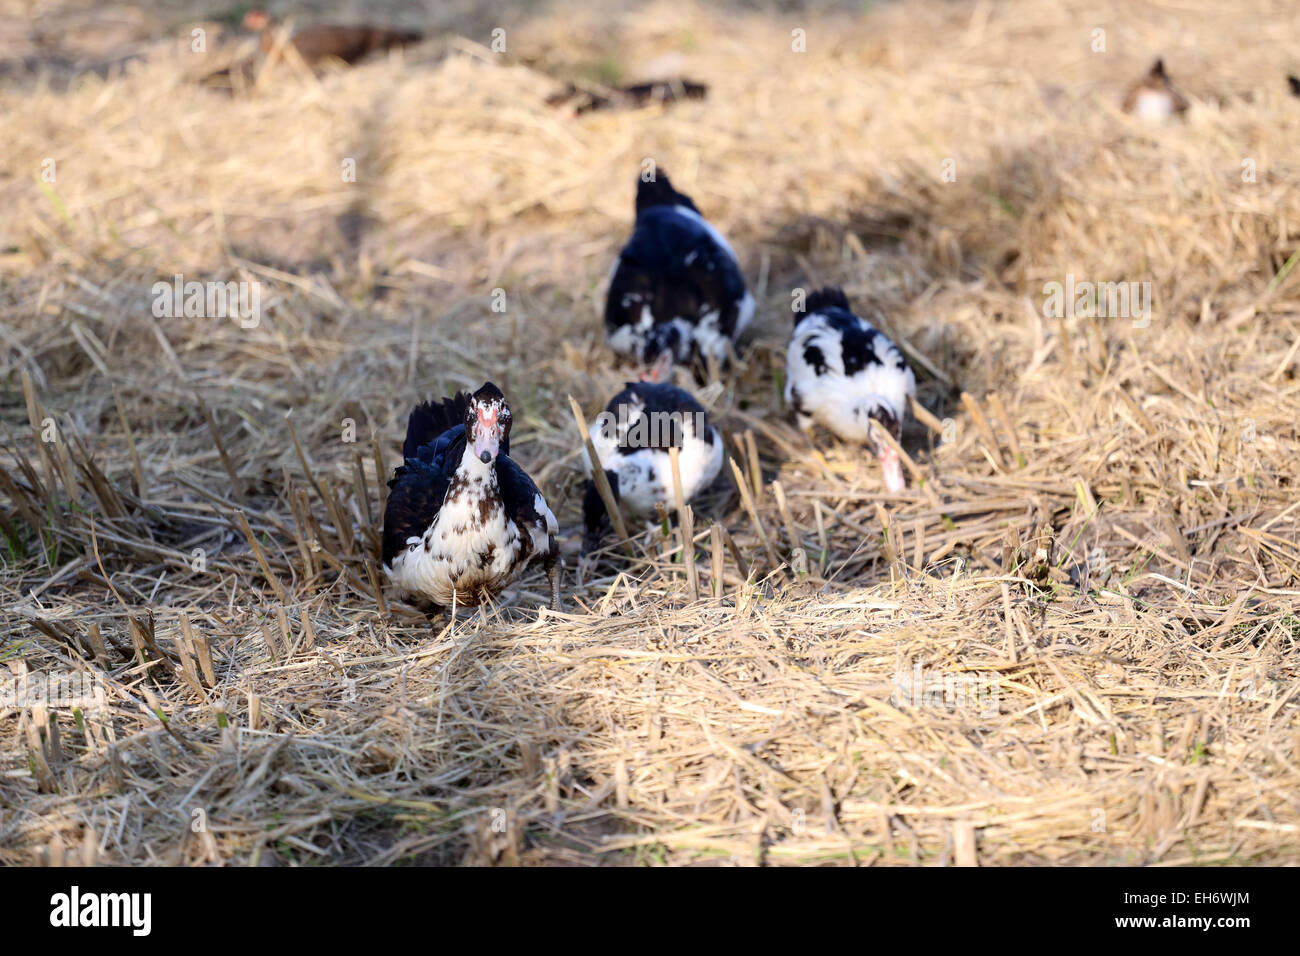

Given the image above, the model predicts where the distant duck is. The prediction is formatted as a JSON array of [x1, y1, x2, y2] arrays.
[[242, 9, 422, 66], [581, 377, 724, 554], [382, 383, 560, 611], [784, 287, 916, 494], [1289, 74, 1300, 98], [605, 171, 753, 381], [547, 77, 708, 115], [1122, 58, 1189, 122]]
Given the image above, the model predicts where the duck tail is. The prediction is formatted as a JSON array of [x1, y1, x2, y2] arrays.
[[801, 286, 851, 321], [403, 393, 469, 460]]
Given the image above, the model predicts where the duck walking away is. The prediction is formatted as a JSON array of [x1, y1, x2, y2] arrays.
[[605, 170, 754, 381]]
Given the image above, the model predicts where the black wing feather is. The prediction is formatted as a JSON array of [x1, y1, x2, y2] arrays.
[[495, 454, 550, 561], [383, 453, 456, 567]]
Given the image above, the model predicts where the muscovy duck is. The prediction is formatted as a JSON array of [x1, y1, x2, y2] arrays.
[[242, 9, 422, 66], [547, 78, 708, 115], [1122, 58, 1189, 122], [382, 383, 560, 610], [581, 380, 724, 553], [605, 171, 753, 380], [784, 287, 916, 494]]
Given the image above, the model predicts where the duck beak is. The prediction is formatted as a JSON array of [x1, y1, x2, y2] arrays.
[[640, 350, 673, 384], [474, 408, 500, 462], [880, 448, 906, 494]]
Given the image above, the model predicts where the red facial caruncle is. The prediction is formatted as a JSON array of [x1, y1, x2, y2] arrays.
[[473, 404, 502, 463]]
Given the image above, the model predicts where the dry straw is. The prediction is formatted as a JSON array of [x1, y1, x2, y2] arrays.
[[1, 0, 1299, 865]]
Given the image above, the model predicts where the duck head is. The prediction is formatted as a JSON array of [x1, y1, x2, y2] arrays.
[[466, 382, 512, 464], [639, 325, 685, 381], [865, 406, 906, 494], [242, 9, 272, 31], [639, 347, 675, 384], [635, 170, 699, 216]]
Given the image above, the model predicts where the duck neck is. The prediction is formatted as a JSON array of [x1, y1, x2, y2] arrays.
[[457, 444, 500, 487]]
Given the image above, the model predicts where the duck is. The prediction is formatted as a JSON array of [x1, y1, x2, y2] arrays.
[[547, 77, 708, 115], [1122, 58, 1189, 122], [241, 9, 422, 67], [382, 383, 560, 611], [580, 375, 724, 555], [1289, 75, 1300, 98], [784, 287, 916, 494], [605, 171, 753, 381]]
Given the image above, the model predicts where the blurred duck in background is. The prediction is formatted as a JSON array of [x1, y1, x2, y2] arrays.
[[240, 9, 423, 67], [1122, 58, 1189, 122]]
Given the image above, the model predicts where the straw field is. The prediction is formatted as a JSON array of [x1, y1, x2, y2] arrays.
[[2, 0, 1299, 866]]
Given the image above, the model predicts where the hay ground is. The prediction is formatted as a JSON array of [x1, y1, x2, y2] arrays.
[[2, 0, 1299, 866]]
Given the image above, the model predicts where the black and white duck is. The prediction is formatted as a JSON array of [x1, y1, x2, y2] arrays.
[[604, 170, 753, 380], [784, 287, 916, 494], [382, 383, 561, 610], [580, 378, 724, 554]]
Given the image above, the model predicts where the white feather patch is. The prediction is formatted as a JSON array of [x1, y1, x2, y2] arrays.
[[785, 311, 916, 443]]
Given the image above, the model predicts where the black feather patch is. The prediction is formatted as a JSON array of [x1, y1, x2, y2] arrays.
[[495, 454, 549, 560], [798, 286, 851, 325], [801, 308, 887, 377], [802, 344, 828, 376], [831, 314, 883, 376], [635, 171, 699, 215], [598, 382, 712, 455], [383, 452, 457, 567]]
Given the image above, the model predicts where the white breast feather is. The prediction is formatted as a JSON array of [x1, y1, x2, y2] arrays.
[[385, 455, 528, 606]]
